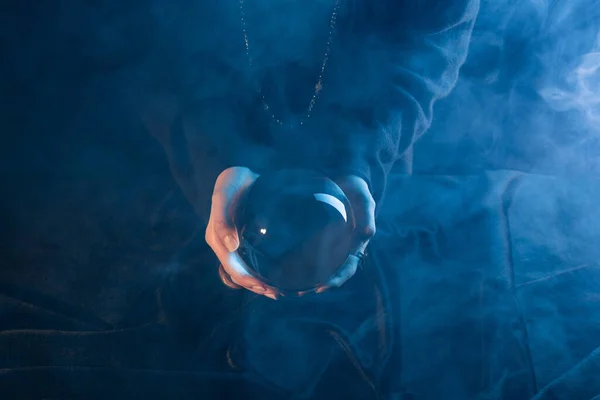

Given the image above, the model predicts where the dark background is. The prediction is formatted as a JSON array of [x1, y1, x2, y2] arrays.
[[1, 0, 600, 397]]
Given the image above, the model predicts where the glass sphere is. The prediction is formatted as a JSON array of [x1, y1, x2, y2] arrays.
[[235, 169, 355, 292]]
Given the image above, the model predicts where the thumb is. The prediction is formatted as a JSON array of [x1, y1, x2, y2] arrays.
[[209, 190, 240, 253], [207, 167, 258, 252], [351, 185, 376, 254], [351, 199, 376, 254]]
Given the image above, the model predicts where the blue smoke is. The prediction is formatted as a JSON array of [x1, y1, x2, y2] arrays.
[[2, 1, 600, 398], [416, 0, 600, 175]]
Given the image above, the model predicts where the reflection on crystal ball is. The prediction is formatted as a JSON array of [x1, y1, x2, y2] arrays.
[[235, 169, 355, 292]]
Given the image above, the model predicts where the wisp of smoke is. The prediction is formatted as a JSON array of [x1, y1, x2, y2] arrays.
[[417, 0, 600, 174], [540, 33, 600, 130]]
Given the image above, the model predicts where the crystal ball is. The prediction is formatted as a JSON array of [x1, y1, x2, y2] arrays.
[[235, 169, 355, 292]]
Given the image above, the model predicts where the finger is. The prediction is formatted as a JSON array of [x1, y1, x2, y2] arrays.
[[337, 177, 377, 254], [218, 264, 243, 290], [222, 261, 273, 297], [316, 253, 362, 293], [206, 167, 257, 252], [222, 268, 272, 297], [225, 269, 271, 296], [327, 253, 361, 288], [210, 233, 265, 289], [208, 221, 277, 297], [264, 292, 278, 300], [315, 286, 329, 294]]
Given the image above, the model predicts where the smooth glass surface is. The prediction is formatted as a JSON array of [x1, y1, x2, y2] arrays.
[[236, 169, 355, 292]]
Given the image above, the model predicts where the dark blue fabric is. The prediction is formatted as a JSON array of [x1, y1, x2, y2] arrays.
[[120, 0, 479, 212], [3, 172, 600, 399]]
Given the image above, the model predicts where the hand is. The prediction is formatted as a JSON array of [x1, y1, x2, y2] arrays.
[[205, 167, 279, 299], [315, 174, 377, 293]]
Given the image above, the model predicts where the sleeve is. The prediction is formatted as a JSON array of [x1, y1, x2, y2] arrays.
[[307, 0, 480, 206]]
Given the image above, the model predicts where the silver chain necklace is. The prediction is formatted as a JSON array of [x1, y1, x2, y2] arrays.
[[238, 0, 342, 127]]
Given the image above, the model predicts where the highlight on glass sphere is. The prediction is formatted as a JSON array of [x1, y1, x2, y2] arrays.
[[235, 169, 356, 293]]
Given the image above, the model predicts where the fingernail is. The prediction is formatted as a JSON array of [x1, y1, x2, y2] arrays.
[[252, 286, 266, 292], [265, 293, 277, 300], [223, 235, 238, 252]]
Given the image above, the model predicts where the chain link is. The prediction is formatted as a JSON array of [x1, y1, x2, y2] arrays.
[[239, 0, 342, 127]]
